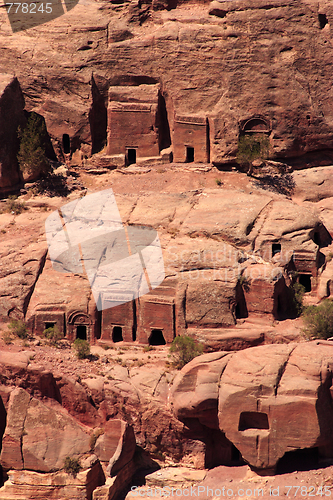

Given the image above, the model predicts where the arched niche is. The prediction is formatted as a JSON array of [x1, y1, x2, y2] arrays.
[[67, 311, 92, 342]]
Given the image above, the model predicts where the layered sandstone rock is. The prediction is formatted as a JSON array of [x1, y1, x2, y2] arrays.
[[0, 463, 105, 500]]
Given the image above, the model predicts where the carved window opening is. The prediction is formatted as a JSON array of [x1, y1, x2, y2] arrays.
[[318, 14, 328, 29], [126, 148, 136, 166], [76, 325, 87, 340], [62, 134, 70, 154], [298, 274, 312, 292], [186, 146, 194, 163], [272, 243, 281, 256], [112, 326, 123, 343], [44, 322, 55, 330], [148, 329, 166, 346], [238, 411, 269, 431]]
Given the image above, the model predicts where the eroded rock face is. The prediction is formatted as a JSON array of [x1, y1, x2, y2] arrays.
[[1, 387, 91, 472], [171, 342, 333, 469], [0, 0, 333, 163]]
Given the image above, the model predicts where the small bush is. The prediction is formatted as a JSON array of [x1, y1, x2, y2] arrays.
[[2, 331, 13, 345], [64, 456, 81, 477], [169, 336, 203, 369], [43, 326, 63, 347], [236, 134, 270, 170], [290, 281, 305, 317], [215, 178, 223, 186], [72, 339, 90, 359], [8, 319, 28, 339], [17, 112, 49, 177], [302, 300, 333, 340], [6, 196, 27, 215]]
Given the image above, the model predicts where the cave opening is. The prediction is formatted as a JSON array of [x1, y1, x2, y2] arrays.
[[318, 13, 328, 29], [112, 326, 123, 343], [277, 447, 319, 474], [44, 322, 55, 330], [272, 243, 281, 257], [148, 329, 166, 346], [62, 134, 70, 154], [313, 232, 320, 246]]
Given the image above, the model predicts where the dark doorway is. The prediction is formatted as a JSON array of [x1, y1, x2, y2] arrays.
[[126, 148, 136, 165], [238, 412, 269, 431], [272, 243, 281, 256], [299, 274, 312, 292], [45, 322, 55, 330], [148, 329, 166, 346], [186, 146, 194, 163], [76, 325, 87, 340], [62, 134, 70, 154], [112, 326, 123, 343], [318, 13, 328, 29]]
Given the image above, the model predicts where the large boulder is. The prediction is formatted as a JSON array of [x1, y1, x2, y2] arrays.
[[94, 419, 136, 476], [171, 342, 333, 469], [1, 387, 91, 472]]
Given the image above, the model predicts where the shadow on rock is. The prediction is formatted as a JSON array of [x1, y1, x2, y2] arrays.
[[253, 173, 296, 197]]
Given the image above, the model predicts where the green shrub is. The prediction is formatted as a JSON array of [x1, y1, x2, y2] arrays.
[[2, 331, 13, 345], [43, 326, 63, 347], [64, 456, 81, 477], [2, 196, 27, 215], [17, 112, 49, 177], [8, 319, 28, 339], [290, 281, 306, 317], [215, 178, 222, 186], [72, 338, 90, 359], [302, 300, 333, 340], [236, 134, 270, 168], [169, 336, 203, 369]]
